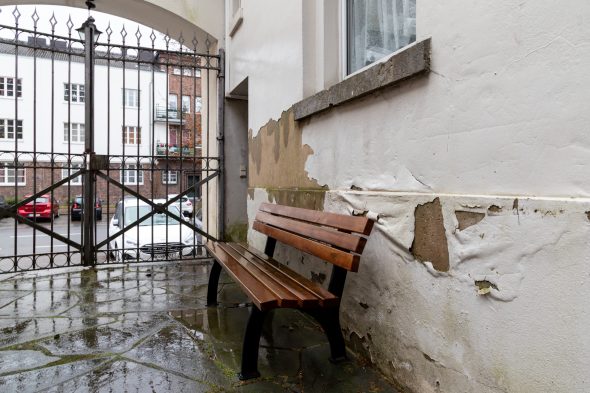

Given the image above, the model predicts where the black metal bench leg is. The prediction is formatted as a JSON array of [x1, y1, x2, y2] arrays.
[[239, 306, 268, 380], [207, 260, 222, 306], [308, 309, 348, 363]]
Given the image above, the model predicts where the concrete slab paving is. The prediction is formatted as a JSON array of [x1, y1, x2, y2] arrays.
[[0, 261, 398, 392]]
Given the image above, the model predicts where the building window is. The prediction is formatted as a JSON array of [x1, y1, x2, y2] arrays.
[[182, 68, 192, 77], [182, 95, 191, 113], [64, 123, 85, 143], [121, 164, 144, 185], [195, 97, 202, 113], [0, 77, 22, 98], [0, 119, 23, 140], [62, 163, 83, 185], [162, 170, 178, 185], [123, 88, 139, 108], [0, 166, 25, 186], [123, 126, 141, 145], [168, 94, 178, 110], [64, 83, 85, 103], [347, 0, 416, 74], [172, 68, 181, 75], [195, 69, 201, 78]]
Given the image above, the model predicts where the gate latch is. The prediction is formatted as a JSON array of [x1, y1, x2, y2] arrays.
[[89, 154, 109, 171]]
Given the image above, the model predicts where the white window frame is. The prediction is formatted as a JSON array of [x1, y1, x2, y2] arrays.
[[121, 164, 144, 185], [0, 166, 25, 186], [0, 119, 23, 141], [62, 163, 83, 185], [0, 77, 22, 98], [123, 126, 142, 145], [123, 88, 140, 108], [182, 68, 192, 77], [63, 123, 85, 144], [182, 95, 191, 113], [341, 0, 416, 77], [162, 170, 178, 185], [64, 83, 85, 103], [195, 69, 201, 78], [172, 67, 181, 75]]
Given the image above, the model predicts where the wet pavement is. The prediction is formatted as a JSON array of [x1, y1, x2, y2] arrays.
[[0, 261, 396, 392]]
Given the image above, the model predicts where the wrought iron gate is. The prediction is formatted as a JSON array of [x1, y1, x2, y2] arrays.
[[0, 5, 223, 273]]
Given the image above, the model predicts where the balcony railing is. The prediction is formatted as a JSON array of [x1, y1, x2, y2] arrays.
[[154, 105, 184, 123], [155, 143, 201, 158]]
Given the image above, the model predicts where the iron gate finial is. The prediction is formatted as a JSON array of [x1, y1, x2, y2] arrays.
[[85, 1, 96, 11]]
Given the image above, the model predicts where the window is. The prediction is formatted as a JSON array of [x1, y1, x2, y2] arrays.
[[347, 0, 416, 74], [123, 88, 139, 107], [121, 164, 144, 185], [0, 166, 25, 186], [195, 97, 202, 113], [64, 83, 85, 103], [162, 170, 178, 185], [0, 119, 23, 140], [182, 96, 191, 113], [195, 69, 201, 78], [182, 68, 192, 77], [172, 68, 181, 75], [123, 126, 142, 145], [62, 163, 83, 185], [168, 94, 178, 110], [64, 123, 85, 143], [0, 77, 22, 97]]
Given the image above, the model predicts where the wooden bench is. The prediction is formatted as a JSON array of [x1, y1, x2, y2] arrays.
[[206, 202, 374, 380]]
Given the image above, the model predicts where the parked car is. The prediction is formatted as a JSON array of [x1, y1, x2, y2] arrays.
[[17, 195, 59, 220], [70, 196, 103, 221], [167, 194, 193, 217], [108, 198, 201, 262]]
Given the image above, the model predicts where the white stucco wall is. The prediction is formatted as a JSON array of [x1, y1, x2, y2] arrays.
[[236, 1, 590, 392]]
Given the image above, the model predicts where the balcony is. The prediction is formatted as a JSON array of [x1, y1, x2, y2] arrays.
[[155, 142, 200, 158], [154, 105, 185, 124]]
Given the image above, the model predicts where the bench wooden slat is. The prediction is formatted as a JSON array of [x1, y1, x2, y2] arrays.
[[259, 202, 373, 235], [231, 243, 340, 308], [206, 241, 279, 311], [216, 242, 312, 308], [253, 221, 361, 272], [255, 211, 367, 254]]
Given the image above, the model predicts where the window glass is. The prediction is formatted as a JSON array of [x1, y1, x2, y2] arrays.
[[182, 96, 191, 113], [123, 126, 141, 145], [0, 119, 23, 140], [122, 164, 144, 185], [62, 163, 83, 185], [195, 97, 202, 113], [124, 89, 139, 107], [168, 94, 178, 110], [347, 0, 416, 74]]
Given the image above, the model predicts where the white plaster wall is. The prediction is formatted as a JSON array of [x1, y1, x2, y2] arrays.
[[304, 0, 590, 198], [241, 1, 590, 392], [226, 0, 304, 134]]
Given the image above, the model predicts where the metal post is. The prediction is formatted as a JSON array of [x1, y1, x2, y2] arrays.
[[81, 17, 97, 266], [217, 48, 225, 241]]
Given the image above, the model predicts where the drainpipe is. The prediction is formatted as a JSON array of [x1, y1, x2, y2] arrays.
[[217, 48, 225, 240]]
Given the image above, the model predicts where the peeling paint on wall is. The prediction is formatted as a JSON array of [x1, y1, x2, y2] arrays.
[[249, 109, 326, 190], [455, 211, 485, 231], [411, 198, 450, 272], [266, 188, 326, 211]]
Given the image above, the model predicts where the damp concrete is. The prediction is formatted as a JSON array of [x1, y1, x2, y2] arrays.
[[0, 261, 397, 392]]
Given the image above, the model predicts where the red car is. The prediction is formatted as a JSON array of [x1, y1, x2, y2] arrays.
[[17, 194, 60, 220]]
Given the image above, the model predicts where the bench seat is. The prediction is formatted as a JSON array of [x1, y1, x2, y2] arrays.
[[206, 241, 339, 310]]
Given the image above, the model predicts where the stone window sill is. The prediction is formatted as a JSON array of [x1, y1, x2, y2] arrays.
[[293, 38, 431, 121]]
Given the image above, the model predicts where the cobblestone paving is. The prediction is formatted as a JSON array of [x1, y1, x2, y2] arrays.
[[0, 261, 397, 392]]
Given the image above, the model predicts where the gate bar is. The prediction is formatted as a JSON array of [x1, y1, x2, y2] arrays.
[[217, 48, 225, 241], [81, 16, 99, 267]]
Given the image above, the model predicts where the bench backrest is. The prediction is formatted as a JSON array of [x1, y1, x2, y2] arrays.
[[253, 203, 374, 272]]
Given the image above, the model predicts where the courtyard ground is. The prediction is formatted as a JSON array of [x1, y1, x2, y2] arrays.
[[0, 261, 397, 392]]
